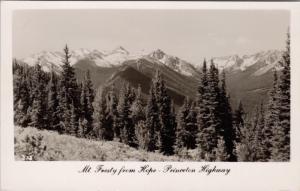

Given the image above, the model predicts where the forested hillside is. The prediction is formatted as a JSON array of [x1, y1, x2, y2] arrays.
[[13, 33, 290, 162]]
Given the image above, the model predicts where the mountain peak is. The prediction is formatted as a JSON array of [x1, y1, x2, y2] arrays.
[[149, 49, 166, 60], [112, 46, 129, 54], [211, 49, 283, 75]]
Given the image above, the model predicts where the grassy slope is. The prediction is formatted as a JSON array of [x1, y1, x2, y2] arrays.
[[14, 126, 185, 161]]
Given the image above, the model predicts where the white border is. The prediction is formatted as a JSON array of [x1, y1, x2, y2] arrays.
[[1, 2, 300, 191]]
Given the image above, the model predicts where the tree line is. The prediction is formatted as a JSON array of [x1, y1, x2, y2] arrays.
[[13, 33, 290, 161]]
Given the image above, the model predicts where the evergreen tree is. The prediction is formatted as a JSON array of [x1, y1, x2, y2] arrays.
[[131, 85, 145, 124], [186, 101, 197, 149], [29, 64, 47, 129], [218, 71, 235, 161], [233, 101, 245, 143], [145, 85, 160, 152], [264, 70, 280, 160], [107, 84, 119, 139], [154, 70, 163, 107], [252, 103, 268, 161], [270, 31, 290, 161], [47, 69, 60, 130], [58, 45, 80, 131], [206, 60, 220, 143], [80, 82, 87, 117], [80, 70, 94, 133], [60, 45, 79, 105], [157, 75, 176, 155], [69, 101, 78, 136], [93, 89, 114, 140], [14, 74, 30, 127], [175, 97, 191, 153], [117, 84, 137, 147], [197, 60, 218, 161], [131, 85, 147, 149]]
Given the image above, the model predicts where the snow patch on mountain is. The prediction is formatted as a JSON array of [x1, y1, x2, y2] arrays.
[[148, 49, 199, 76], [213, 55, 242, 71], [22, 47, 136, 69], [211, 50, 283, 76]]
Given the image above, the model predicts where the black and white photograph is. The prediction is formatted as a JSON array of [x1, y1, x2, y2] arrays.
[[2, 2, 300, 191], [11, 9, 291, 162]]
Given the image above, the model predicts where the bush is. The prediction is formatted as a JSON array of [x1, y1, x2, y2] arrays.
[[18, 134, 46, 161]]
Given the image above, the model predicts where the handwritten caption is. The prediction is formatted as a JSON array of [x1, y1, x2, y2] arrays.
[[78, 164, 231, 176]]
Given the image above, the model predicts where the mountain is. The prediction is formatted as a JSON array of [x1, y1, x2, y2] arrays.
[[21, 47, 200, 77], [213, 50, 283, 110], [22, 46, 135, 70], [74, 57, 199, 107], [212, 50, 283, 76], [147, 49, 200, 77], [19, 47, 284, 111], [106, 58, 199, 106]]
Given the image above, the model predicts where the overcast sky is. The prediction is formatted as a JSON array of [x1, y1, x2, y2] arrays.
[[13, 10, 289, 63]]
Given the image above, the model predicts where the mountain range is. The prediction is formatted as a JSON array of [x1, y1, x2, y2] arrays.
[[18, 47, 284, 111]]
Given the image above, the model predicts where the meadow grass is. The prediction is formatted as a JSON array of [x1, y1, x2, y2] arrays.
[[14, 126, 187, 161]]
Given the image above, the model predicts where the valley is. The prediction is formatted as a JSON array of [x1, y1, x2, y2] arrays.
[[18, 47, 283, 111]]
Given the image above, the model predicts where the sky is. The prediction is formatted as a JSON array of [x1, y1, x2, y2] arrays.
[[13, 10, 289, 63]]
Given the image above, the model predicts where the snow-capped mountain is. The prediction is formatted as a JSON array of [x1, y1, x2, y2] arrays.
[[211, 50, 283, 76], [146, 49, 199, 77], [21, 46, 283, 78], [22, 46, 137, 70], [21, 47, 199, 77]]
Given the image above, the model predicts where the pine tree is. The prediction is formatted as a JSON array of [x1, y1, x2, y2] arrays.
[[264, 71, 280, 160], [270, 31, 290, 161], [175, 97, 191, 153], [47, 69, 60, 130], [131, 85, 147, 149], [93, 89, 114, 140], [218, 71, 235, 161], [69, 102, 78, 136], [14, 74, 30, 127], [80, 82, 87, 118], [131, 85, 145, 124], [145, 85, 160, 152], [58, 45, 80, 131], [206, 60, 220, 144], [107, 84, 119, 139], [156, 75, 176, 155], [80, 70, 94, 133], [60, 45, 79, 104], [154, 70, 163, 107], [117, 84, 137, 147], [13, 61, 29, 122], [175, 98, 197, 154], [252, 103, 267, 161], [233, 101, 245, 144], [186, 101, 197, 149], [197, 60, 219, 161], [29, 64, 47, 129]]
